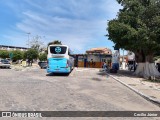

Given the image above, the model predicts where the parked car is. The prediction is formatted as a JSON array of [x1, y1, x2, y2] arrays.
[[38, 61, 47, 69], [0, 59, 11, 68]]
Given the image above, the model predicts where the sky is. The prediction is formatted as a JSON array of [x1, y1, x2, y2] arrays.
[[0, 0, 122, 54]]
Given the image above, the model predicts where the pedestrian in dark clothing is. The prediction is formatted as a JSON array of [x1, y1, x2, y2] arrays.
[[91, 59, 94, 67], [88, 61, 90, 68], [157, 63, 160, 72]]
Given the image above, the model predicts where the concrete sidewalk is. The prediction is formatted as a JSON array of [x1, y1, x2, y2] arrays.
[[107, 70, 160, 106]]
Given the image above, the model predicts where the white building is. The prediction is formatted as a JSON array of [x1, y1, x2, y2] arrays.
[[0, 45, 28, 51]]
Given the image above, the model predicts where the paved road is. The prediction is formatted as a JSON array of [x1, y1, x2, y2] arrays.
[[0, 67, 159, 120]]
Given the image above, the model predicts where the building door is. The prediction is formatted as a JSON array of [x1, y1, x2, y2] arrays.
[[84, 58, 87, 67], [74, 55, 78, 67]]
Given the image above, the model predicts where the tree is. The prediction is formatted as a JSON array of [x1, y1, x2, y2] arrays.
[[23, 49, 38, 66], [39, 53, 47, 61], [12, 50, 23, 61], [107, 0, 160, 79], [0, 50, 9, 59], [48, 40, 62, 46], [30, 35, 45, 52], [47, 40, 62, 54]]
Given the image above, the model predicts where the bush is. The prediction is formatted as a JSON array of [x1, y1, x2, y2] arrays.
[[23, 49, 39, 61], [12, 50, 24, 61], [0, 50, 9, 59], [39, 53, 47, 61]]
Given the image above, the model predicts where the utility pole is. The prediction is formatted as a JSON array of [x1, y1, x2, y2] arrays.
[[27, 32, 31, 49]]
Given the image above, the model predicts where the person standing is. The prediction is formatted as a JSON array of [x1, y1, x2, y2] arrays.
[[112, 50, 120, 71], [88, 61, 90, 68], [91, 59, 93, 68], [157, 63, 160, 72], [103, 61, 107, 70]]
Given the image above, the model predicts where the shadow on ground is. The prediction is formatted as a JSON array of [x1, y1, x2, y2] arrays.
[[0, 67, 11, 69], [97, 69, 107, 76], [97, 72, 106, 76], [92, 77, 102, 81], [97, 69, 140, 78], [46, 73, 70, 77]]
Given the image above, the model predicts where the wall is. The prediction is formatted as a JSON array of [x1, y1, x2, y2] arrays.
[[87, 55, 100, 62], [74, 54, 112, 68], [76, 54, 111, 68]]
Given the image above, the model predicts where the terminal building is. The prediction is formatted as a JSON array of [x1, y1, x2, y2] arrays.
[[0, 45, 28, 51]]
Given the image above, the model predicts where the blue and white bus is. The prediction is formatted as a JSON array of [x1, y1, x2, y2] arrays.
[[47, 44, 74, 74]]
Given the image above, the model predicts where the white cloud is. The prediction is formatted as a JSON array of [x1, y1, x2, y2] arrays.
[[16, 10, 108, 52], [1, 0, 122, 53]]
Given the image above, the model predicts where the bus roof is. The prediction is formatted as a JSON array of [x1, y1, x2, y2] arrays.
[[48, 44, 68, 47]]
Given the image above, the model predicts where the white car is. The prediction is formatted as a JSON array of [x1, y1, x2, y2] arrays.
[[0, 59, 11, 68]]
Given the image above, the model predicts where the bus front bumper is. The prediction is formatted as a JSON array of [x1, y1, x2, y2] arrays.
[[47, 67, 70, 73]]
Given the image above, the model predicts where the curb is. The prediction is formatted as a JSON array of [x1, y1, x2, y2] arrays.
[[107, 73, 160, 106]]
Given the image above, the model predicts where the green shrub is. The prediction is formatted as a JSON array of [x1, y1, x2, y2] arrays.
[[0, 50, 9, 59], [39, 53, 47, 61]]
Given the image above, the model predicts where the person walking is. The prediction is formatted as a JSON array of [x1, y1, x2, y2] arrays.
[[103, 61, 108, 71]]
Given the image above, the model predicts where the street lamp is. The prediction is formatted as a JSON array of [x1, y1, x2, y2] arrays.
[[27, 32, 31, 49]]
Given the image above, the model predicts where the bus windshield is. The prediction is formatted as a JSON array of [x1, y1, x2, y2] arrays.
[[50, 46, 67, 54]]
